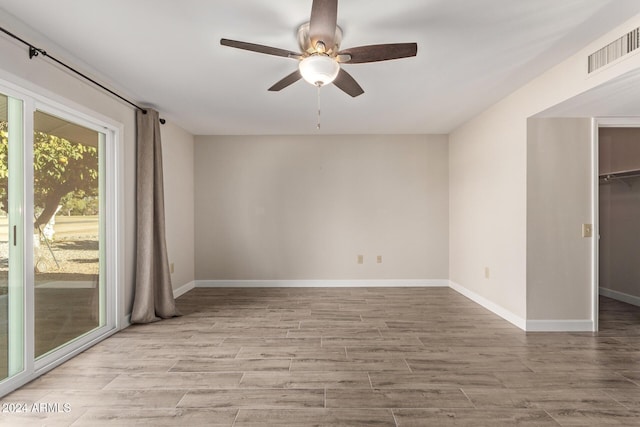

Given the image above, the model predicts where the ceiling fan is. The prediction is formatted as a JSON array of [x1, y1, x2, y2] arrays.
[[220, 0, 417, 97]]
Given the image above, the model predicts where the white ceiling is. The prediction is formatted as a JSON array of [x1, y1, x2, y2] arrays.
[[0, 0, 639, 135]]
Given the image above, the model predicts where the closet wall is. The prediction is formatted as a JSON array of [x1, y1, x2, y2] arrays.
[[599, 127, 640, 304]]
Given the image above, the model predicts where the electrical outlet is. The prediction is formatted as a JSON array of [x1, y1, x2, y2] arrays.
[[484, 267, 490, 279], [357, 255, 364, 264], [170, 263, 175, 274], [377, 255, 382, 264]]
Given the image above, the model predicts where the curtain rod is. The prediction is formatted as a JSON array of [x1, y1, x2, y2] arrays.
[[0, 26, 165, 124]]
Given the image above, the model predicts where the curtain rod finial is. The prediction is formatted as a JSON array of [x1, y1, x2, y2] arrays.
[[140, 108, 165, 124]]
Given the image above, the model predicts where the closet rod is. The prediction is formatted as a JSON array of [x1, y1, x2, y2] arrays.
[[599, 172, 640, 187], [0, 26, 165, 124], [600, 171, 640, 180]]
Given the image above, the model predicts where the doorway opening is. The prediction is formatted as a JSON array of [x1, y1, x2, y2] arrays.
[[596, 120, 640, 333]]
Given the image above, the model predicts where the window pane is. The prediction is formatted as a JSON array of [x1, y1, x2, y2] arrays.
[[0, 94, 7, 379], [33, 110, 104, 358]]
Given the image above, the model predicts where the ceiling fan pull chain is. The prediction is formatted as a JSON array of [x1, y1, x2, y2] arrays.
[[316, 84, 321, 130]]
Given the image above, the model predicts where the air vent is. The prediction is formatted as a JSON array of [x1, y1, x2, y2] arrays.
[[588, 27, 640, 73]]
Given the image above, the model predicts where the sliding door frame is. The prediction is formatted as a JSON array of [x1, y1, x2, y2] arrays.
[[0, 77, 124, 397]]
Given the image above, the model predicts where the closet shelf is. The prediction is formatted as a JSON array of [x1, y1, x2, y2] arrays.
[[599, 169, 640, 187]]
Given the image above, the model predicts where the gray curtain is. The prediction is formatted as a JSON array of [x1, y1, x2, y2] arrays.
[[131, 108, 180, 323]]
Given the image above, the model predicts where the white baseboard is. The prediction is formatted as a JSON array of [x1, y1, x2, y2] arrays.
[[525, 319, 594, 332], [600, 287, 640, 307], [174, 281, 196, 298], [448, 281, 527, 330], [194, 279, 449, 288]]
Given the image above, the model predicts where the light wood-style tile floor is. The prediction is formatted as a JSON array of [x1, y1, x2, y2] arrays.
[[2, 287, 640, 426]]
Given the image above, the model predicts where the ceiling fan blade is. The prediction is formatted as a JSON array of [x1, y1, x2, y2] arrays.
[[333, 68, 364, 97], [220, 38, 299, 58], [309, 0, 338, 50], [338, 43, 418, 64], [268, 70, 302, 91]]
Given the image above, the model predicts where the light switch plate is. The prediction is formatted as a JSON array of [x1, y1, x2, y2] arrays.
[[582, 224, 593, 238]]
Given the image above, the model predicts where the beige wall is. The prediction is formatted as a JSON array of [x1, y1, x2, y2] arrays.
[[449, 103, 528, 319], [161, 122, 195, 291], [450, 13, 640, 324], [194, 134, 448, 281], [0, 14, 195, 319], [526, 118, 593, 320], [599, 128, 640, 300]]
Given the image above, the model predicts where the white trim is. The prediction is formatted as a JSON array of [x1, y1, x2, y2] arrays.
[[590, 118, 599, 332], [594, 117, 640, 127], [526, 319, 594, 332], [448, 281, 595, 332], [448, 281, 527, 330], [600, 287, 640, 307], [174, 281, 196, 298], [194, 279, 448, 288], [114, 122, 126, 332], [23, 96, 35, 391]]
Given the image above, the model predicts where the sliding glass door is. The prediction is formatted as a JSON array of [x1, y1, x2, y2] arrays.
[[0, 93, 25, 383], [0, 82, 118, 396]]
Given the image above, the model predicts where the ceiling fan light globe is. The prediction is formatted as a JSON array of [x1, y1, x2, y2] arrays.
[[299, 55, 340, 86]]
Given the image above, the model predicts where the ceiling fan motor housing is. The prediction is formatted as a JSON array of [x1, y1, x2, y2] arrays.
[[298, 22, 343, 54]]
